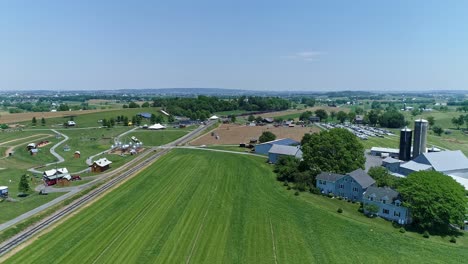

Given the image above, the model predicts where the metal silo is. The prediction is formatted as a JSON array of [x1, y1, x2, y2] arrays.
[[413, 119, 428, 159], [399, 127, 412, 161]]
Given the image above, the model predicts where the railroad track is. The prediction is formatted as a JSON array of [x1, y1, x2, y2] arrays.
[[0, 121, 215, 256]]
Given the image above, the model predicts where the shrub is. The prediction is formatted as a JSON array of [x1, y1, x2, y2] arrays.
[[327, 193, 334, 198], [283, 180, 289, 186], [309, 187, 321, 195], [337, 196, 343, 200], [337, 208, 343, 213], [294, 191, 299, 196], [423, 231, 430, 238], [358, 207, 364, 213], [450, 236, 457, 243], [399, 228, 406, 233], [287, 186, 291, 190]]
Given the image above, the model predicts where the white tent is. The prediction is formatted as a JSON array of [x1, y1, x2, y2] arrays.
[[209, 115, 219, 120], [148, 123, 166, 130]]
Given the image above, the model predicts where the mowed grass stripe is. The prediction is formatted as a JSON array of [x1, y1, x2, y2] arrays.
[[5, 149, 468, 264]]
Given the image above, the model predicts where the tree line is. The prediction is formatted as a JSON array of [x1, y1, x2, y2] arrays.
[[152, 96, 290, 120]]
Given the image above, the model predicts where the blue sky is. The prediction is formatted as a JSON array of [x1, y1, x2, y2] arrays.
[[1, 0, 468, 91]]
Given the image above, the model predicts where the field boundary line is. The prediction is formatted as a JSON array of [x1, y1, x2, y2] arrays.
[[269, 218, 278, 264]]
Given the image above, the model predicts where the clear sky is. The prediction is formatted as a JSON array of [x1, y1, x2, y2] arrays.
[[1, 0, 468, 91]]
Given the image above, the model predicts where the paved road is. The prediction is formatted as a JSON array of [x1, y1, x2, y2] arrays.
[[176, 146, 267, 158], [27, 129, 68, 175]]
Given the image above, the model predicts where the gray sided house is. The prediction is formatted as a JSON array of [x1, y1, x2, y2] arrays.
[[254, 138, 299, 155], [363, 186, 411, 225], [316, 169, 375, 202], [268, 145, 302, 164]]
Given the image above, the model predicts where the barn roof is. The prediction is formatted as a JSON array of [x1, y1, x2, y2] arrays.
[[138, 112, 152, 119], [257, 138, 299, 146], [43, 168, 69, 177], [268, 144, 302, 157], [414, 150, 468, 172], [92, 158, 112, 167]]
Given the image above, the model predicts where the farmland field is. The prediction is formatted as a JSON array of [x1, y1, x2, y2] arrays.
[[4, 149, 467, 263], [191, 124, 319, 145]]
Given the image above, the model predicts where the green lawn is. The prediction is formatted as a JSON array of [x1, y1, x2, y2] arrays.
[[0, 192, 62, 223], [5, 149, 467, 263]]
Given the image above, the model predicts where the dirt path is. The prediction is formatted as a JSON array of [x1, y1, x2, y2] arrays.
[[1, 135, 53, 158], [0, 134, 53, 147]]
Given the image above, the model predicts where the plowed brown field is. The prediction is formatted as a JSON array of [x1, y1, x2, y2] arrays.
[[190, 124, 320, 145]]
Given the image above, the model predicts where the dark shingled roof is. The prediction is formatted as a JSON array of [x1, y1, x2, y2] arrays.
[[316, 172, 345, 182], [363, 186, 400, 202], [347, 168, 376, 188]]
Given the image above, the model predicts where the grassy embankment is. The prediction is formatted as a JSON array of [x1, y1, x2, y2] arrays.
[[5, 149, 467, 263]]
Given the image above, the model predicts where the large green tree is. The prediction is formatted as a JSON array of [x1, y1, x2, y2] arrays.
[[378, 110, 405, 128], [301, 128, 365, 174], [18, 174, 31, 193], [314, 109, 328, 121], [336, 111, 347, 123], [398, 171, 466, 231], [259, 131, 276, 143], [368, 166, 401, 188]]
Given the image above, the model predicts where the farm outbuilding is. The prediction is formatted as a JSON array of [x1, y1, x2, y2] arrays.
[[254, 138, 300, 155], [67, 121, 76, 126], [268, 144, 303, 164], [43, 168, 71, 186], [138, 112, 152, 119], [26, 143, 36, 150], [148, 123, 166, 130], [90, 158, 112, 173], [0, 186, 8, 198]]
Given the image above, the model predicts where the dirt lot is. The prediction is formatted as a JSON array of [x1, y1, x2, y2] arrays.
[[190, 124, 320, 145], [0, 109, 113, 124]]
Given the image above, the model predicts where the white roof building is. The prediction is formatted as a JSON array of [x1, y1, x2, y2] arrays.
[[93, 158, 112, 167], [209, 115, 219, 120], [148, 123, 166, 130]]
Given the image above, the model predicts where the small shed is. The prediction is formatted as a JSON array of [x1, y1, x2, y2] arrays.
[[138, 112, 152, 119], [26, 143, 36, 150], [148, 123, 166, 130], [67, 121, 76, 126], [63, 145, 71, 152], [355, 115, 364, 124], [209, 115, 219, 120], [30, 148, 38, 156], [74, 151, 81, 158], [0, 186, 8, 198], [90, 158, 112, 173]]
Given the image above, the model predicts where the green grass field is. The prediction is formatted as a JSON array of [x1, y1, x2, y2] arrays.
[[5, 149, 467, 263]]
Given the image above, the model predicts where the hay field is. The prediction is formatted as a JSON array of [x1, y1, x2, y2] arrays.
[[190, 124, 319, 145], [0, 109, 115, 124], [5, 149, 468, 263]]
